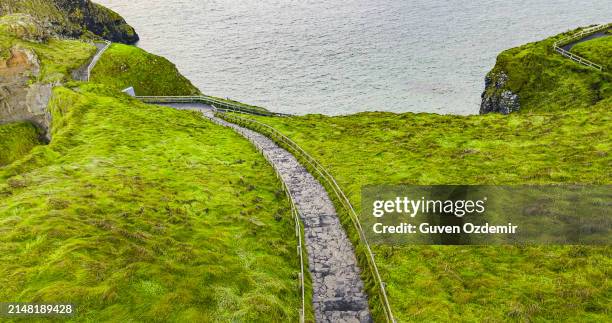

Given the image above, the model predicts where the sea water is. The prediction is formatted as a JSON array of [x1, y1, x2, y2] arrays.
[[95, 0, 611, 115]]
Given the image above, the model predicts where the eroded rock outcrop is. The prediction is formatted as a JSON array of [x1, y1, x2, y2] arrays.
[[480, 71, 520, 115], [0, 46, 53, 140]]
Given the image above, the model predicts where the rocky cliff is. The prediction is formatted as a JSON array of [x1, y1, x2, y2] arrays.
[[0, 0, 139, 44], [0, 43, 53, 141], [480, 71, 520, 114]]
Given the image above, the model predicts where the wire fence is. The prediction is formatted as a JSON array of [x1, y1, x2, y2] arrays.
[[553, 23, 611, 71], [217, 110, 396, 323]]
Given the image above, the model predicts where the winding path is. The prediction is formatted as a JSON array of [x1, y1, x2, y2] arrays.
[[72, 41, 111, 81], [553, 24, 610, 70], [84, 40, 374, 322], [561, 30, 610, 51], [166, 103, 372, 323]]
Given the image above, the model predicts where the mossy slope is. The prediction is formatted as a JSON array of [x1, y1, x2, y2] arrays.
[[571, 35, 612, 70], [485, 25, 611, 113], [90, 43, 200, 96], [0, 14, 96, 83], [1, 9, 306, 319], [249, 95, 611, 321], [0, 0, 139, 43], [0, 85, 304, 321], [0, 122, 41, 166]]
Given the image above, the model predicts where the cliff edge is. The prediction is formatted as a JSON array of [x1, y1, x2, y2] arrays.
[[0, 0, 139, 44], [481, 24, 611, 114]]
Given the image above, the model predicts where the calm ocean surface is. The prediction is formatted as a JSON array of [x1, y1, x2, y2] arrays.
[[95, 0, 610, 115]]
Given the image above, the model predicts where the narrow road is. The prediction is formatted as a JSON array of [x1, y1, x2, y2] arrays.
[[165, 103, 372, 323]]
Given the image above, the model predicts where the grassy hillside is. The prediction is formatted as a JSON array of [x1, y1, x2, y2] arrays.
[[0, 84, 308, 321], [244, 95, 611, 321], [485, 25, 611, 113], [89, 43, 273, 114], [0, 9, 309, 320], [0, 14, 96, 83], [0, 0, 138, 43], [572, 35, 612, 69], [90, 43, 200, 96], [0, 122, 42, 166]]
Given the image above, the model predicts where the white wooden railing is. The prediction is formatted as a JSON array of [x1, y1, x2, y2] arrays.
[[553, 23, 611, 71]]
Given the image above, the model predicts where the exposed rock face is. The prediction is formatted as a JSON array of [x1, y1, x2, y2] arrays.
[[0, 0, 139, 44], [480, 71, 520, 115], [0, 46, 53, 140]]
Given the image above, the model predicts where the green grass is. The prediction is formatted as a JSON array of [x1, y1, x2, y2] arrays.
[[486, 25, 611, 113], [1, 18, 310, 320], [0, 84, 310, 322], [571, 34, 612, 69], [0, 122, 41, 166], [90, 43, 200, 96], [245, 97, 611, 321], [0, 15, 96, 83], [89, 43, 271, 113], [0, 0, 138, 43]]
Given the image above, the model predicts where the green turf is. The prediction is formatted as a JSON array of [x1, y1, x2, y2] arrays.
[[243, 96, 611, 321], [0, 0, 138, 43], [571, 34, 612, 70], [90, 43, 200, 96], [0, 14, 96, 83], [0, 122, 41, 166], [89, 43, 271, 114], [0, 84, 310, 322], [485, 25, 611, 113], [1, 17, 310, 320]]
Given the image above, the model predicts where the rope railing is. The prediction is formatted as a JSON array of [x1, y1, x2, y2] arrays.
[[217, 111, 396, 323], [208, 106, 307, 322], [86, 40, 111, 81], [553, 23, 611, 71], [136, 96, 293, 117]]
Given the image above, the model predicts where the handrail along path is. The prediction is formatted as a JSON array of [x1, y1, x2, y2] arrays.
[[553, 23, 611, 71], [85, 32, 396, 318], [218, 111, 396, 323], [143, 100, 379, 322]]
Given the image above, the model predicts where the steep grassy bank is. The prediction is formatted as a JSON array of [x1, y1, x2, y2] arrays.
[[481, 25, 611, 114], [0, 85, 307, 321], [89, 43, 271, 114], [0, 0, 138, 43], [247, 99, 611, 321], [0, 122, 41, 166], [571, 35, 612, 69], [0, 14, 96, 83], [1, 7, 309, 319], [90, 43, 200, 96]]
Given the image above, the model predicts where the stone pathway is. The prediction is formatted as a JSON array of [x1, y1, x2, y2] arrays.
[[72, 42, 110, 81], [166, 103, 372, 323]]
